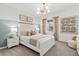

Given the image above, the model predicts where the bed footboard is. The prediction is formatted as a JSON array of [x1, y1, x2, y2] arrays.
[[39, 38, 55, 56]]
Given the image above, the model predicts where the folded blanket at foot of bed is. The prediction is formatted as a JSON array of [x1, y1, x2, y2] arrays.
[[30, 34, 45, 46], [30, 34, 54, 47]]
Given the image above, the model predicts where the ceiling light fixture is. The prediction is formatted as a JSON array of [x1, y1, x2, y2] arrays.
[[37, 3, 50, 18]]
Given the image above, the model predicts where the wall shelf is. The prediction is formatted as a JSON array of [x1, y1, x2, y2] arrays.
[[61, 16, 77, 33]]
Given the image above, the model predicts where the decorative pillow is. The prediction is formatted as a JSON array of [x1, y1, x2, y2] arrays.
[[27, 31, 29, 36], [72, 36, 77, 41], [29, 32, 31, 36], [27, 31, 30, 36], [31, 31, 36, 35], [21, 31, 36, 36], [25, 32, 27, 36]]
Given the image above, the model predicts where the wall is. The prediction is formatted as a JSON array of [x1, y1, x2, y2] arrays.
[[0, 4, 35, 21], [0, 20, 17, 47], [53, 7, 79, 42], [0, 4, 40, 24]]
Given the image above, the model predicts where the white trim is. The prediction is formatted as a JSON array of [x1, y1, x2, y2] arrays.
[[0, 46, 7, 49]]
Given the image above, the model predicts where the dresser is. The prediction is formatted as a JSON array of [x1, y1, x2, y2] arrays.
[[7, 33, 19, 48]]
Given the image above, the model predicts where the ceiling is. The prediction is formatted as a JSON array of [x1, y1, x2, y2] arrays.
[[2, 3, 79, 18]]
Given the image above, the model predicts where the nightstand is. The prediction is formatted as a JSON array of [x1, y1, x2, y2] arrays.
[[7, 33, 19, 48]]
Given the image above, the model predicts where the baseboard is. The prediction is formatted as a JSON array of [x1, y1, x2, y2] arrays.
[[0, 46, 7, 49], [57, 40, 68, 44], [58, 40, 67, 42]]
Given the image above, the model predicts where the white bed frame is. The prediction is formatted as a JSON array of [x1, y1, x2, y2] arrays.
[[20, 37, 55, 56]]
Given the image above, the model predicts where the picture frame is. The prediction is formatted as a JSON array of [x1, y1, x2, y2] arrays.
[[27, 17, 33, 22], [19, 15, 28, 22]]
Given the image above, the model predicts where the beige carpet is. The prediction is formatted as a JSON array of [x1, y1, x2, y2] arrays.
[[0, 41, 78, 56], [45, 41, 78, 56]]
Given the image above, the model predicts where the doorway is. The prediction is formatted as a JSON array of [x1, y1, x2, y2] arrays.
[[53, 16, 60, 41]]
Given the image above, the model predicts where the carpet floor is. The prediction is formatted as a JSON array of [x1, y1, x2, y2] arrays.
[[0, 41, 78, 56]]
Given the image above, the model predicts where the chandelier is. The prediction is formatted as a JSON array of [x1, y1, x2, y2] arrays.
[[37, 3, 50, 18]]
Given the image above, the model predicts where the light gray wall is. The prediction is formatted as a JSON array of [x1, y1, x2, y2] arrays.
[[0, 4, 36, 21]]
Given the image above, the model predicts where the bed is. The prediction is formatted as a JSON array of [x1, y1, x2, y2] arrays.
[[20, 34, 55, 56]]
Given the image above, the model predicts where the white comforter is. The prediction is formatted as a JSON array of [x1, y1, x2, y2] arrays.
[[20, 36, 31, 43], [20, 34, 54, 48], [20, 34, 55, 55]]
